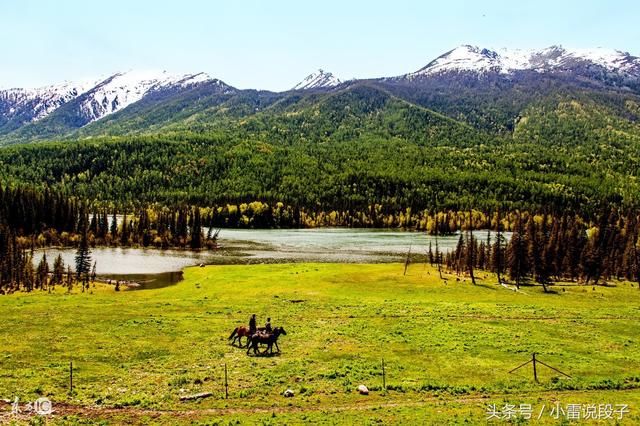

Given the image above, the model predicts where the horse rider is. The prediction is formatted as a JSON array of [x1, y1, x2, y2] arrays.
[[265, 317, 272, 333], [249, 314, 257, 335]]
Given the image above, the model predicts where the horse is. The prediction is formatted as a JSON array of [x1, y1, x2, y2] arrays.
[[246, 327, 287, 355], [228, 326, 255, 347], [229, 325, 271, 347]]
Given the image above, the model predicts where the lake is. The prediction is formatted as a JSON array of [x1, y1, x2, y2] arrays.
[[35, 228, 506, 288]]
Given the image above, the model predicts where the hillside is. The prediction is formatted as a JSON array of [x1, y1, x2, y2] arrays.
[[1, 44, 639, 143], [1, 45, 640, 213], [0, 84, 639, 213]]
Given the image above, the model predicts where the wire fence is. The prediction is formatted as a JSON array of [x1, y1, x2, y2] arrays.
[[0, 354, 399, 404], [0, 358, 238, 401]]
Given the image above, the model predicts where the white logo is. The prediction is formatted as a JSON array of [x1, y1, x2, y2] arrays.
[[33, 397, 53, 415], [12, 397, 53, 416]]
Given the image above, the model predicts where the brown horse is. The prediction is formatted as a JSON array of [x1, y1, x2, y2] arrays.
[[229, 326, 254, 347], [246, 327, 287, 355]]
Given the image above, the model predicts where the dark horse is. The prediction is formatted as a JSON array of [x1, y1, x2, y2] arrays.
[[246, 327, 287, 355], [228, 326, 254, 347], [229, 326, 271, 347]]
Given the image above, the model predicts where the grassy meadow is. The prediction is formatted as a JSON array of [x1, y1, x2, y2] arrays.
[[1, 263, 639, 424]]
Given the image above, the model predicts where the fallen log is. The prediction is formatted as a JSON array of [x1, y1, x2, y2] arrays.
[[179, 392, 213, 401]]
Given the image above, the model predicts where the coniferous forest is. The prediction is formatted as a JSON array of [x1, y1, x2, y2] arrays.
[[1, 181, 639, 293]]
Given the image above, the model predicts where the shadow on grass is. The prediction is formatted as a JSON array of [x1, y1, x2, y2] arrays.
[[246, 352, 282, 358], [474, 282, 498, 291]]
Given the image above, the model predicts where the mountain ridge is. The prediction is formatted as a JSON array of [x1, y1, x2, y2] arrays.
[[1, 44, 640, 144], [406, 45, 640, 78]]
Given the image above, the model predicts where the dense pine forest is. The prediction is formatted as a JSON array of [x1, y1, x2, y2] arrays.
[[442, 210, 640, 291], [2, 80, 640, 212]]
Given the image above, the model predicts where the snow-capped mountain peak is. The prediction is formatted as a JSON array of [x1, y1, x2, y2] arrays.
[[292, 69, 342, 90], [0, 70, 218, 129], [412, 45, 528, 75], [0, 79, 97, 121], [408, 45, 640, 78], [76, 70, 215, 122]]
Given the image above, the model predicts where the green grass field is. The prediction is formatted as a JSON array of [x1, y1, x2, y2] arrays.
[[1, 263, 639, 424]]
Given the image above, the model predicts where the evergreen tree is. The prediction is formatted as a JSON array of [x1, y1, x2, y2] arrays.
[[434, 216, 443, 279], [465, 229, 477, 285], [507, 215, 527, 289], [75, 212, 92, 289], [454, 234, 465, 276], [91, 261, 97, 283], [22, 251, 35, 292], [36, 253, 49, 290], [66, 265, 73, 292], [52, 254, 65, 288], [120, 213, 129, 246], [190, 207, 203, 249], [491, 210, 505, 285], [478, 241, 486, 270], [110, 211, 118, 240], [90, 212, 98, 235], [177, 209, 188, 246], [527, 216, 549, 292]]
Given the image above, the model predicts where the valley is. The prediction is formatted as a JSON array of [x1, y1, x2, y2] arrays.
[[2, 40, 640, 425]]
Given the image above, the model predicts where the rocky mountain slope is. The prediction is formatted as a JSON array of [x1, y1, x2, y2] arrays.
[[1, 44, 639, 144]]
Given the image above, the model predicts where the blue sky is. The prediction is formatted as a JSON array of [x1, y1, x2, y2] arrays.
[[1, 0, 638, 91]]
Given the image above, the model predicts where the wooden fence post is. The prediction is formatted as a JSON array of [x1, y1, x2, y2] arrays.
[[69, 361, 73, 395], [224, 363, 228, 399], [509, 353, 571, 383]]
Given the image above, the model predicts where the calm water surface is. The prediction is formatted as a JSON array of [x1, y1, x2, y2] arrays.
[[35, 228, 506, 289]]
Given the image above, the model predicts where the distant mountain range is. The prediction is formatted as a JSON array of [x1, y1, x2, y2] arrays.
[[1, 44, 639, 144], [406, 45, 640, 77]]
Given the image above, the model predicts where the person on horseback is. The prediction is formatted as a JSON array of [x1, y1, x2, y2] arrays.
[[265, 317, 272, 333], [249, 314, 257, 335]]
